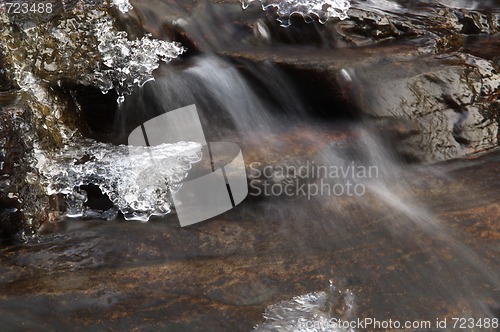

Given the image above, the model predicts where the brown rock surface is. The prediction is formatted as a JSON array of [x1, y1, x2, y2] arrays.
[[0, 145, 498, 331]]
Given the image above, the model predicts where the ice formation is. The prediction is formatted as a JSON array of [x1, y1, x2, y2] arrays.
[[254, 286, 355, 331], [242, 0, 351, 26], [111, 0, 133, 13], [37, 138, 202, 221], [51, 9, 185, 99], [0, 1, 196, 225], [2, 2, 186, 102], [89, 13, 186, 98]]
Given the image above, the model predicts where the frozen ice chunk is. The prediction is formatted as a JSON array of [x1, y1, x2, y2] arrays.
[[254, 285, 354, 331], [82, 11, 186, 99], [112, 0, 133, 13], [242, 0, 350, 26], [36, 138, 202, 221], [2, 6, 185, 104]]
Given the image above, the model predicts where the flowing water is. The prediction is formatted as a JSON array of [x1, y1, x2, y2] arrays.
[[0, 0, 499, 330]]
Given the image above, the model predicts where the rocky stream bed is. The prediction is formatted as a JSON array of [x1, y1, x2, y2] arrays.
[[0, 0, 499, 330]]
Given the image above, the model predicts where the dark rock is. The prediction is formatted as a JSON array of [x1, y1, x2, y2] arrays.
[[351, 53, 500, 161], [220, 44, 500, 161], [0, 100, 49, 241]]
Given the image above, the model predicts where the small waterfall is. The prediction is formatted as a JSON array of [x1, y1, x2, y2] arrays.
[[117, 55, 309, 140], [114, 49, 499, 325], [323, 129, 499, 313], [0, 0, 498, 329], [246, 125, 498, 329]]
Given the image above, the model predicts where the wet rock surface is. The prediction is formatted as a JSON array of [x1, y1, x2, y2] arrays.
[[193, 0, 500, 161], [0, 0, 499, 233], [0, 95, 50, 241], [0, 0, 499, 330], [352, 53, 500, 161], [0, 148, 498, 331], [222, 44, 500, 160]]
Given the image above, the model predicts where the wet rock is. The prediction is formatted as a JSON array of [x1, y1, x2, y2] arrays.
[[0, 149, 498, 330], [0, 1, 188, 237], [352, 53, 500, 161], [457, 9, 500, 35], [188, 0, 500, 161], [0, 57, 14, 92], [234, 0, 500, 48], [221, 44, 499, 161], [0, 0, 496, 329], [448, 203, 500, 240], [60, 0, 500, 165], [0, 101, 49, 241], [436, 33, 464, 52]]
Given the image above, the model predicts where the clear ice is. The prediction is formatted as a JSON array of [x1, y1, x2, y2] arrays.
[[242, 0, 351, 26], [1, 1, 196, 223], [112, 0, 133, 13], [2, 3, 186, 102], [66, 10, 187, 99], [254, 285, 355, 331], [36, 138, 202, 221]]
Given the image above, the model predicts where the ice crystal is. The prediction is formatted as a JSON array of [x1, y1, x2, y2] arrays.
[[242, 0, 350, 27], [2, 5, 186, 102], [37, 138, 202, 221], [254, 286, 355, 332], [0, 2, 190, 226], [85, 12, 186, 98], [112, 0, 133, 13]]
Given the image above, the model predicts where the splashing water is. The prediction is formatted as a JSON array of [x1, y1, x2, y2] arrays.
[[242, 0, 350, 26], [36, 138, 202, 221]]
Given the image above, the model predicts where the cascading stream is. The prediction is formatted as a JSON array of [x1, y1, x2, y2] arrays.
[[0, 0, 498, 329]]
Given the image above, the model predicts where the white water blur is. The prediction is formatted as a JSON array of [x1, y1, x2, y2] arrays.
[[119, 55, 308, 140], [116, 53, 500, 327], [248, 124, 498, 330]]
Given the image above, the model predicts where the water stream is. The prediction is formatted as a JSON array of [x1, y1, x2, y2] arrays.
[[0, 0, 499, 330]]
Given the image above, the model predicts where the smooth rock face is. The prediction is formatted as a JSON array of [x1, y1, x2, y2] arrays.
[[350, 54, 500, 161], [221, 44, 500, 161]]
